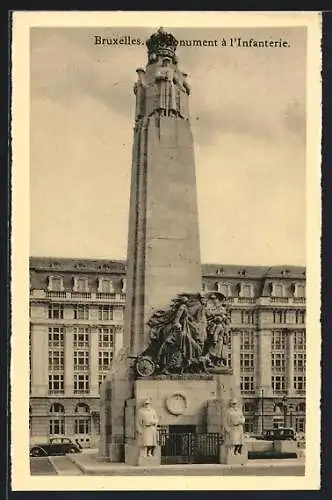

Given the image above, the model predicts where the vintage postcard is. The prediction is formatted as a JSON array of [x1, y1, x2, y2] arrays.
[[11, 11, 321, 491]]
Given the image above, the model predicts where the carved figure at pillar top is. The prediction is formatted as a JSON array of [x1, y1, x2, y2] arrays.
[[135, 292, 231, 377], [133, 27, 191, 121]]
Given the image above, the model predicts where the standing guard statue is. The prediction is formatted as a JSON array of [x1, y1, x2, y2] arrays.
[[136, 399, 159, 457]]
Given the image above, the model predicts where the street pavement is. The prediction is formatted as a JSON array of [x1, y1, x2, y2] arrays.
[[30, 452, 305, 476], [30, 457, 57, 475]]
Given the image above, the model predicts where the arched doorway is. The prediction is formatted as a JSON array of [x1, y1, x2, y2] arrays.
[[74, 403, 91, 448]]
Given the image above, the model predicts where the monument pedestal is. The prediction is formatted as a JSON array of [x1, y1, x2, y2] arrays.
[[125, 444, 161, 466], [220, 444, 248, 465]]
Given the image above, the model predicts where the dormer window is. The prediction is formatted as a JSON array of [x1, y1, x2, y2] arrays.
[[73, 277, 89, 292], [97, 277, 114, 294], [216, 267, 224, 276], [239, 283, 253, 298], [271, 283, 284, 297], [121, 278, 127, 293], [294, 283, 306, 298], [215, 281, 231, 297], [47, 275, 64, 292]]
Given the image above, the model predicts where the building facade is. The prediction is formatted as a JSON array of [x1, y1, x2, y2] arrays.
[[29, 257, 306, 447]]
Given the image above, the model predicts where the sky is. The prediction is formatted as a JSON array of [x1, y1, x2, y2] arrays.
[[30, 26, 306, 266]]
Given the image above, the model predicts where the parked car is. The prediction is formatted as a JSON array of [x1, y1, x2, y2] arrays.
[[30, 437, 82, 457], [262, 428, 297, 441]]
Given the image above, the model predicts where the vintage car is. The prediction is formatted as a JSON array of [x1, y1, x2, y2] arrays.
[[29, 437, 82, 457], [262, 428, 297, 441]]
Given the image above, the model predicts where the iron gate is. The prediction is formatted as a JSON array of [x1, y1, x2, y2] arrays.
[[158, 430, 223, 464]]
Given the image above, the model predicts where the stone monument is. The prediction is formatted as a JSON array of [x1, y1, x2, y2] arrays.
[[98, 28, 245, 466]]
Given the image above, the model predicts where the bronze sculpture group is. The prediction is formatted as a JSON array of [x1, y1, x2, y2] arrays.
[[136, 292, 231, 377]]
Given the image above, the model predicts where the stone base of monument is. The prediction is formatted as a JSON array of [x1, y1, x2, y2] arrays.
[[219, 444, 248, 465], [273, 440, 298, 455], [125, 444, 161, 466]]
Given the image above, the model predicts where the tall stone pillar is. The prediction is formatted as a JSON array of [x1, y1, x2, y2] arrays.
[[287, 330, 295, 396], [256, 330, 272, 397], [31, 323, 48, 397], [64, 327, 74, 396], [90, 327, 99, 397], [231, 331, 241, 396]]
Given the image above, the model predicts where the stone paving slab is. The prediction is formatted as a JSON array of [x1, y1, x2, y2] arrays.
[[49, 455, 83, 475], [67, 453, 305, 476]]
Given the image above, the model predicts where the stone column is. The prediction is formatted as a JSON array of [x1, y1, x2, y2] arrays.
[[64, 327, 74, 396], [31, 323, 48, 397], [231, 331, 241, 397], [287, 330, 295, 396], [90, 327, 99, 397], [256, 330, 272, 397]]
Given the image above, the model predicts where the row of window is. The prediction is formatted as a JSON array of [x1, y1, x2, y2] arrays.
[[48, 374, 107, 394], [204, 282, 305, 299], [48, 374, 305, 396], [47, 276, 126, 294], [47, 276, 305, 298], [48, 350, 113, 371], [239, 331, 306, 351], [48, 327, 115, 348], [46, 304, 305, 325], [238, 353, 306, 372], [48, 304, 120, 320], [240, 375, 306, 394]]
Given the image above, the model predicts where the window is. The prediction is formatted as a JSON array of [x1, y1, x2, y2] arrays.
[[294, 331, 306, 350], [98, 351, 113, 371], [48, 276, 64, 292], [49, 418, 65, 435], [294, 353, 306, 372], [240, 376, 255, 394], [73, 328, 89, 347], [273, 310, 287, 323], [48, 327, 64, 347], [74, 350, 89, 370], [98, 278, 114, 294], [50, 403, 65, 413], [75, 403, 90, 413], [74, 374, 90, 394], [48, 350, 64, 371], [99, 305, 113, 321], [73, 277, 89, 292], [240, 284, 252, 298], [295, 416, 305, 433], [98, 328, 114, 348], [296, 402, 306, 413], [271, 353, 286, 372], [244, 402, 255, 413], [226, 352, 232, 368], [74, 418, 90, 434], [240, 331, 254, 350], [244, 419, 255, 433], [296, 311, 305, 324], [48, 374, 64, 394], [272, 375, 286, 393], [240, 353, 254, 372], [241, 311, 255, 324], [272, 331, 286, 350], [99, 373, 107, 390], [272, 283, 284, 297], [294, 376, 306, 393], [48, 304, 64, 319], [295, 284, 306, 298], [74, 403, 90, 434], [73, 305, 89, 320], [215, 282, 230, 296]]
